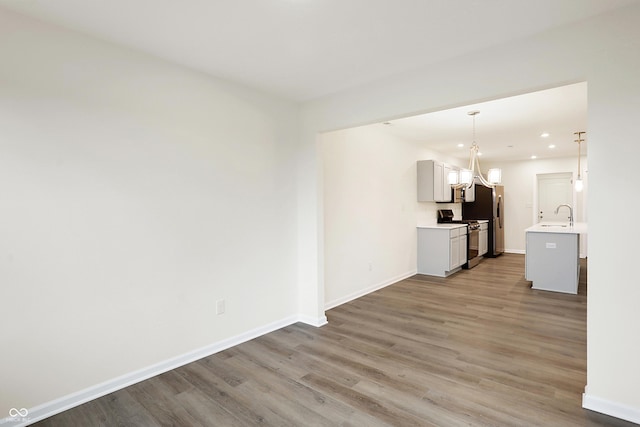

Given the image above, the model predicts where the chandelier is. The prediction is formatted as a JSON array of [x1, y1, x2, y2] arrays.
[[448, 111, 502, 189]]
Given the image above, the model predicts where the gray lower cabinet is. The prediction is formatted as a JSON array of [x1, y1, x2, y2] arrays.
[[525, 230, 580, 294], [479, 222, 488, 256], [417, 225, 467, 277]]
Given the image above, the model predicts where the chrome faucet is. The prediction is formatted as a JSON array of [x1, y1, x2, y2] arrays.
[[554, 204, 573, 226]]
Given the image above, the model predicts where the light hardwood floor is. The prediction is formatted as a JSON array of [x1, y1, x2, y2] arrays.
[[35, 254, 635, 426]]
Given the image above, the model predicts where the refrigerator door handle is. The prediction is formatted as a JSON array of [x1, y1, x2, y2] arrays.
[[497, 195, 503, 228]]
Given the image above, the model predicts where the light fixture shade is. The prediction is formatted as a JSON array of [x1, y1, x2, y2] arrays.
[[447, 170, 459, 185], [487, 168, 502, 184], [459, 169, 474, 185], [575, 177, 584, 192]]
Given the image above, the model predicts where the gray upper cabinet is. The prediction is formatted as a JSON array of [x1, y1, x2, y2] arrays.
[[417, 160, 452, 202]]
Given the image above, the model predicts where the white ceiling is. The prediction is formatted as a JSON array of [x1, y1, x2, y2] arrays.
[[0, 0, 634, 102], [376, 82, 588, 162], [1, 1, 626, 162]]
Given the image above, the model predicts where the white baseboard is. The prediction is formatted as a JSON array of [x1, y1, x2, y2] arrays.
[[324, 270, 417, 311], [583, 391, 640, 424], [0, 315, 300, 427], [298, 314, 328, 327]]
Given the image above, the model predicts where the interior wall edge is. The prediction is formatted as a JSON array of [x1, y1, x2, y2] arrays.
[[297, 314, 328, 328]]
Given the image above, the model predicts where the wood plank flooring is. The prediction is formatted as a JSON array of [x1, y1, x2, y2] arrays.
[[34, 254, 636, 426]]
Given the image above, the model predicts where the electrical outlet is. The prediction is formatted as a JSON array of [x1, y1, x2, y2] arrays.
[[216, 299, 226, 315]]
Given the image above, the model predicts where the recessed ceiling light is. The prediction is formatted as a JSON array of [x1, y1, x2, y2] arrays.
[[383, 121, 391, 125], [457, 143, 464, 148], [548, 144, 556, 149], [540, 132, 550, 138], [531, 155, 537, 159], [507, 145, 514, 148]]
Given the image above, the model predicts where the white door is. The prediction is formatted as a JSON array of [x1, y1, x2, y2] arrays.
[[537, 173, 573, 223]]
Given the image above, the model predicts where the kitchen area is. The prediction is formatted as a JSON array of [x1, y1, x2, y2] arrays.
[[416, 159, 503, 277], [415, 153, 587, 295], [321, 82, 588, 308]]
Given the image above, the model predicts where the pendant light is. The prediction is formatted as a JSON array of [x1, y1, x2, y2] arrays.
[[448, 111, 502, 189], [574, 131, 585, 192]]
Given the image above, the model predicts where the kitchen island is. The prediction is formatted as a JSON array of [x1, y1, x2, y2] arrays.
[[525, 222, 587, 294]]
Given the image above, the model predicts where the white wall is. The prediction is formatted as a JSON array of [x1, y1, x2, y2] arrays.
[[300, 3, 640, 423], [321, 125, 462, 308], [0, 8, 299, 418]]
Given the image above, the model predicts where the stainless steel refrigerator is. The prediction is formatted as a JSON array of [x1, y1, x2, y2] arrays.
[[462, 184, 504, 257]]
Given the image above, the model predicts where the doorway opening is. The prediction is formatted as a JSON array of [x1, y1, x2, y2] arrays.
[[321, 82, 587, 308]]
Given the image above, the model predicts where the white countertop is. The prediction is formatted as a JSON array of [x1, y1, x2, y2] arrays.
[[417, 223, 468, 230], [525, 222, 588, 234]]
